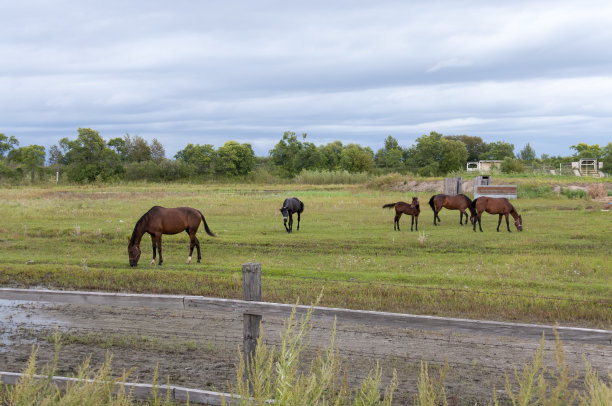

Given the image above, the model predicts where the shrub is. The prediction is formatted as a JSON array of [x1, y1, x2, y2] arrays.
[[561, 188, 587, 199], [586, 183, 607, 199]]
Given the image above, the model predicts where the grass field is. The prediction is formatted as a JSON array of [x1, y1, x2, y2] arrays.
[[0, 180, 610, 328]]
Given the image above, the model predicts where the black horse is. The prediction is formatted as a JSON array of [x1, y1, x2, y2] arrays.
[[280, 197, 304, 233]]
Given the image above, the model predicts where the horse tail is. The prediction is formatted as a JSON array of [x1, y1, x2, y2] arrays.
[[382, 203, 396, 209], [471, 197, 479, 209], [198, 210, 216, 237], [299, 200, 304, 213], [428, 195, 436, 211], [461, 194, 477, 217]]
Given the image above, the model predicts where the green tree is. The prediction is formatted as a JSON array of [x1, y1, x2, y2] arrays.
[[60, 128, 124, 182], [602, 142, 612, 174], [500, 157, 524, 174], [518, 143, 536, 162], [216, 141, 255, 176], [269, 131, 322, 177], [340, 144, 374, 173], [570, 143, 602, 159], [375, 135, 405, 171], [174, 143, 216, 175], [48, 145, 65, 166], [0, 133, 19, 158], [150, 138, 166, 163], [7, 145, 46, 181], [406, 131, 468, 176], [319, 141, 343, 171], [109, 134, 152, 163], [444, 135, 487, 162], [480, 141, 515, 160]]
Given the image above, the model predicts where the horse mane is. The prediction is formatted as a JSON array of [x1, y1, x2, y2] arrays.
[[130, 206, 157, 245]]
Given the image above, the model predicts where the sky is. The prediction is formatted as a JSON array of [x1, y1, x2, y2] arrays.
[[2, 0, 612, 159]]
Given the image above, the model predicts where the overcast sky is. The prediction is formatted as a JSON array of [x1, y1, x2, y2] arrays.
[[2, 1, 612, 159]]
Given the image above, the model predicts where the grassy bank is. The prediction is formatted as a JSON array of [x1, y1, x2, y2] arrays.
[[0, 181, 610, 328]]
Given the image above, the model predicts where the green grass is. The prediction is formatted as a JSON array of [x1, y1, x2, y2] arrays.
[[0, 182, 610, 328]]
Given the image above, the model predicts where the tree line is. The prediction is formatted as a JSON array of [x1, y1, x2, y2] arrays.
[[1, 128, 611, 183]]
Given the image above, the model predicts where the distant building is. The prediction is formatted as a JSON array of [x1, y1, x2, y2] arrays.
[[571, 158, 605, 177], [466, 160, 503, 172]]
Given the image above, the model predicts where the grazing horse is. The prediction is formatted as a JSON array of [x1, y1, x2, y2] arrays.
[[471, 197, 523, 232], [128, 206, 215, 267], [280, 197, 304, 233], [428, 194, 476, 226], [382, 197, 420, 231]]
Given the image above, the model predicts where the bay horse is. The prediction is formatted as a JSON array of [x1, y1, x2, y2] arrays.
[[280, 197, 304, 233], [428, 194, 476, 226], [128, 206, 215, 267], [382, 197, 420, 231], [471, 197, 523, 232]]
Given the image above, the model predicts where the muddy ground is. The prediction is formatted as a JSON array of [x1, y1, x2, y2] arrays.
[[1, 299, 610, 405]]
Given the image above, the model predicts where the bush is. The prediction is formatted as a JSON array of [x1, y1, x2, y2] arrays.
[[586, 183, 607, 199], [500, 157, 525, 174], [293, 169, 371, 185], [517, 185, 554, 199], [561, 188, 587, 199]]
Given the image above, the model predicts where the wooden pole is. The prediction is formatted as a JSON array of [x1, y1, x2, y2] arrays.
[[242, 262, 262, 385]]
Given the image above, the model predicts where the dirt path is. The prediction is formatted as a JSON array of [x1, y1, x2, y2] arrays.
[[1, 299, 610, 404]]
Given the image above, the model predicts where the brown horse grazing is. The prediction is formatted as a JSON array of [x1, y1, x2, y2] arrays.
[[428, 194, 476, 226], [471, 197, 523, 232], [382, 197, 420, 231], [128, 206, 216, 267]]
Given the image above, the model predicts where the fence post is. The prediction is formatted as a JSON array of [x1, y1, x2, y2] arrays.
[[242, 262, 262, 384]]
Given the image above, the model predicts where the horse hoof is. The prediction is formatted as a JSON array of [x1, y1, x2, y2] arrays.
[[186, 256, 192, 264], [151, 259, 156, 265]]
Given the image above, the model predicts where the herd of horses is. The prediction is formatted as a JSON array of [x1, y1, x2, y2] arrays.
[[127, 194, 522, 267]]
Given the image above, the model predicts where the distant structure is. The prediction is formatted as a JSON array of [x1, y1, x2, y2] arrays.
[[571, 158, 605, 177], [466, 160, 503, 172], [473, 176, 517, 199]]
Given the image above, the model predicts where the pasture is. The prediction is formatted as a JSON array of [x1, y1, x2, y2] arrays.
[[0, 181, 610, 328]]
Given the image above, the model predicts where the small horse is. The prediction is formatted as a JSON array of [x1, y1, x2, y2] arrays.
[[128, 206, 216, 267], [471, 197, 523, 232], [428, 194, 476, 226], [280, 197, 304, 233], [382, 197, 420, 231]]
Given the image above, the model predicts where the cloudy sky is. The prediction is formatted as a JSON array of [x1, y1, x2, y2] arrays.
[[2, 1, 612, 159]]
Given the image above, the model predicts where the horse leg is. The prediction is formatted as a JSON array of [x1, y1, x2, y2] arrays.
[[186, 231, 196, 264], [394, 212, 401, 231], [459, 210, 466, 225], [288, 213, 293, 233], [151, 235, 157, 265], [505, 214, 511, 232], [433, 210, 437, 226], [474, 213, 483, 232], [297, 211, 300, 231], [157, 235, 163, 265], [497, 214, 503, 232]]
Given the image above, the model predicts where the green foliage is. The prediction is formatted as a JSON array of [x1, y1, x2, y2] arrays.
[[7, 145, 46, 181], [269, 131, 322, 177], [60, 128, 124, 182], [519, 143, 537, 162], [375, 135, 406, 171], [319, 140, 343, 171], [174, 143, 216, 175], [0, 332, 175, 405], [443, 135, 487, 162], [225, 301, 397, 405], [0, 133, 19, 157], [500, 157, 525, 174], [216, 141, 255, 176], [601, 142, 612, 174], [571, 143, 602, 159], [560, 188, 586, 199], [406, 131, 468, 176], [414, 361, 449, 406], [293, 169, 371, 184], [340, 143, 375, 173], [480, 141, 515, 160]]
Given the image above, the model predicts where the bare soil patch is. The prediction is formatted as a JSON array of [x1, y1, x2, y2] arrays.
[[1, 300, 610, 405]]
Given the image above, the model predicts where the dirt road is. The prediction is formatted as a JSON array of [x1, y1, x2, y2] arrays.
[[1, 299, 610, 404]]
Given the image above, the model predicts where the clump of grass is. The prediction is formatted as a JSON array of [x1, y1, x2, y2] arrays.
[[414, 361, 449, 406], [293, 169, 372, 185], [561, 188, 587, 200], [225, 299, 397, 405], [0, 331, 176, 405], [586, 183, 607, 199]]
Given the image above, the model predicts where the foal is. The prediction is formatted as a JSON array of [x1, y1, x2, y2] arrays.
[[280, 197, 304, 233], [382, 197, 420, 231]]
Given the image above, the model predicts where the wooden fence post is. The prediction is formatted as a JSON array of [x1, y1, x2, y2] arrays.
[[242, 262, 262, 384]]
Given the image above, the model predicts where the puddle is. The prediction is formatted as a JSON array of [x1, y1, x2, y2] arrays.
[[0, 299, 67, 353]]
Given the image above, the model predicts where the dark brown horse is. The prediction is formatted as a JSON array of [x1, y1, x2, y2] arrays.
[[128, 206, 215, 267], [280, 197, 304, 233], [471, 197, 523, 232], [428, 194, 476, 226], [382, 197, 420, 231]]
